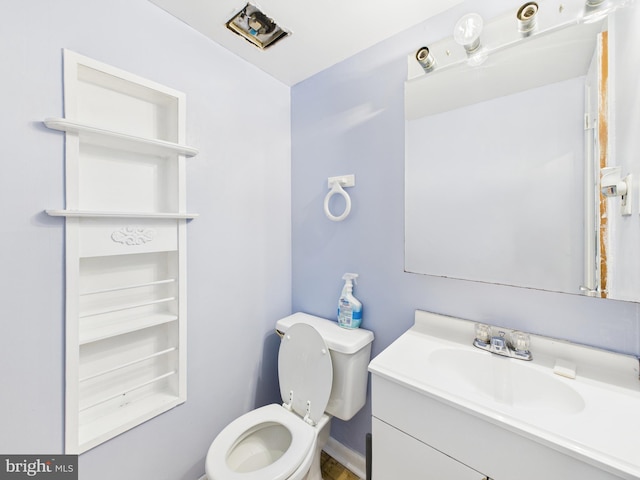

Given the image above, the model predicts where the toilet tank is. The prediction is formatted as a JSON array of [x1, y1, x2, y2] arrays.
[[276, 312, 374, 421]]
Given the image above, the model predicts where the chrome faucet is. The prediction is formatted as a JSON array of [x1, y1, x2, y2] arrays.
[[473, 323, 533, 361]]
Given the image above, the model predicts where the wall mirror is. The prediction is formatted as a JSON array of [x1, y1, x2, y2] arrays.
[[405, 0, 640, 302]]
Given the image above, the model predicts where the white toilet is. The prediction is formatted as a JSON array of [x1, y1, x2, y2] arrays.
[[205, 312, 374, 480]]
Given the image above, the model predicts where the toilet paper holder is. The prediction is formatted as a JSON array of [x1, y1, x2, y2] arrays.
[[324, 174, 355, 222]]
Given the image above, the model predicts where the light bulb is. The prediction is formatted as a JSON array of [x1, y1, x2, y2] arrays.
[[453, 13, 483, 53]]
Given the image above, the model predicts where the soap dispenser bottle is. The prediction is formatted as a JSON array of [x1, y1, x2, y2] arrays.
[[337, 273, 362, 329]]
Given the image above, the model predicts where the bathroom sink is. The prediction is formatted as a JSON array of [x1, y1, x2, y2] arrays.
[[428, 348, 585, 414]]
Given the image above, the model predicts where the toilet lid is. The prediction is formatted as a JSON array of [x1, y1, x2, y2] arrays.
[[278, 323, 333, 425]]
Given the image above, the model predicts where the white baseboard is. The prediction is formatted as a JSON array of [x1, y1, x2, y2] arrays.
[[196, 475, 207, 480], [323, 436, 367, 480]]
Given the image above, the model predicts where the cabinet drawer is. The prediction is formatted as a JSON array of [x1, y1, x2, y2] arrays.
[[78, 218, 178, 257]]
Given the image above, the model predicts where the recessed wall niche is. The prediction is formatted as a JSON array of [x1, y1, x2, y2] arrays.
[[45, 50, 198, 453]]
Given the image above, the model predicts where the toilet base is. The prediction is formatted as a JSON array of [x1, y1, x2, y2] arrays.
[[302, 415, 332, 480]]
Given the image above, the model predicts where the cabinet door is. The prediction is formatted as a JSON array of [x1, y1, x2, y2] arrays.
[[373, 418, 487, 479]]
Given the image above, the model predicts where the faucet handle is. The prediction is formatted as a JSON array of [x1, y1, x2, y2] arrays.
[[474, 323, 492, 345], [510, 331, 530, 352]]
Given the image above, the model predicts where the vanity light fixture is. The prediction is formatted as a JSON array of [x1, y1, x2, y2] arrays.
[[415, 46, 436, 71], [517, 2, 539, 36], [453, 13, 484, 54]]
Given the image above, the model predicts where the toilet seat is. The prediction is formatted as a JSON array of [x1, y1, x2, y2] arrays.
[[205, 404, 317, 480]]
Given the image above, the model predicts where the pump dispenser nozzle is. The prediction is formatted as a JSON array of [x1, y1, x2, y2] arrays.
[[342, 273, 359, 285]]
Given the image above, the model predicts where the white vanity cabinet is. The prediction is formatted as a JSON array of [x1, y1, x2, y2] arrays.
[[46, 50, 198, 453], [369, 311, 638, 480], [370, 375, 620, 480]]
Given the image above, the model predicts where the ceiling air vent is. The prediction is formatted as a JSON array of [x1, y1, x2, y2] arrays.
[[226, 3, 290, 50]]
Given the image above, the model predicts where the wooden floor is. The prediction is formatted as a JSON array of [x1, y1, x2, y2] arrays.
[[320, 451, 361, 480]]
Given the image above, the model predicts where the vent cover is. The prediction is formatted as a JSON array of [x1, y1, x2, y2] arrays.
[[226, 3, 290, 50]]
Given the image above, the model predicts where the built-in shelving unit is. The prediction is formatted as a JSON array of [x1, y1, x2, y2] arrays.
[[46, 50, 197, 453]]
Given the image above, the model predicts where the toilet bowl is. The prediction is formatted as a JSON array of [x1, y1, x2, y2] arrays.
[[205, 404, 327, 480], [205, 313, 374, 480]]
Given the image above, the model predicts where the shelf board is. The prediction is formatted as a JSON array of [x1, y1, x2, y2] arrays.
[[80, 297, 176, 319], [45, 209, 198, 219], [79, 312, 178, 345], [44, 117, 199, 157], [80, 371, 177, 412], [79, 347, 177, 383], [78, 391, 183, 453], [80, 279, 176, 296]]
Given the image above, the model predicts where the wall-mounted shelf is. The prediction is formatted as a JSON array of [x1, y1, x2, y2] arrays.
[[49, 50, 195, 454], [45, 209, 199, 219], [44, 118, 199, 157]]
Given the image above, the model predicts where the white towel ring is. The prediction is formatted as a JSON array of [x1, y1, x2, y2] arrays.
[[324, 181, 352, 222]]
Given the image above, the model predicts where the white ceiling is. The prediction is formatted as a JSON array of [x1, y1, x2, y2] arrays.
[[148, 0, 463, 86]]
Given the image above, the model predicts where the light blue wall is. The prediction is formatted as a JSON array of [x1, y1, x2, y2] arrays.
[[1, 1, 290, 478], [291, 0, 640, 456]]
